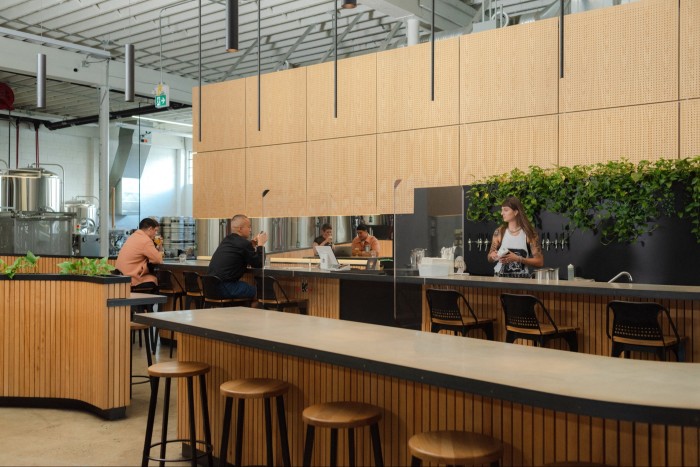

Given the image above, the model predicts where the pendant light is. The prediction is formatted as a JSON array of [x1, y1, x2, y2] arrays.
[[226, 0, 239, 52], [341, 0, 357, 8], [36, 53, 46, 109], [125, 44, 135, 102]]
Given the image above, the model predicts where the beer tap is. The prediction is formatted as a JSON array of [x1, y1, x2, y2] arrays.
[[544, 233, 551, 251], [553, 233, 559, 251], [476, 235, 483, 252], [561, 234, 569, 250], [467, 236, 472, 252]]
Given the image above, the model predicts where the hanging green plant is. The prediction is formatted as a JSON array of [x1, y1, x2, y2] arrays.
[[0, 251, 40, 278], [57, 257, 115, 276], [465, 157, 700, 245]]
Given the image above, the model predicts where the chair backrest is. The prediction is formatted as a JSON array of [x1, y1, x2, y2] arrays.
[[606, 301, 678, 343], [426, 289, 469, 326], [254, 276, 290, 303], [201, 275, 228, 301], [183, 271, 203, 295], [156, 269, 182, 293], [500, 293, 556, 333]]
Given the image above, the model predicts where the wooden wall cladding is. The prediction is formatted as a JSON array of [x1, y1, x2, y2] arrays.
[[559, 102, 678, 167], [460, 115, 558, 185], [307, 135, 376, 215], [460, 18, 558, 124], [681, 0, 700, 99], [193, 149, 246, 219], [560, 0, 678, 112], [245, 68, 307, 148], [681, 99, 700, 158], [177, 333, 698, 467], [245, 143, 306, 218], [192, 80, 246, 152], [0, 279, 131, 410], [306, 54, 377, 141], [376, 38, 460, 133], [377, 126, 459, 214]]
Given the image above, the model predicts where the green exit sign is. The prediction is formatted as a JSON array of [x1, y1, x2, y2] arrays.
[[154, 83, 169, 109]]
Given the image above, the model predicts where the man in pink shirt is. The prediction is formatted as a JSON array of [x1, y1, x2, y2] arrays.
[[115, 218, 163, 287]]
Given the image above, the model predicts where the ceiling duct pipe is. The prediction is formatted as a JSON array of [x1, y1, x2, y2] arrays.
[[36, 53, 46, 109]]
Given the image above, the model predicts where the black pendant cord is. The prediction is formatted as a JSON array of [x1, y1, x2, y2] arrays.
[[198, 0, 202, 142], [257, 0, 261, 132], [431, 0, 435, 101], [334, 2, 338, 119], [559, 0, 564, 78]]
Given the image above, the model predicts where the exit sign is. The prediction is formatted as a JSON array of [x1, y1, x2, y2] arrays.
[[154, 83, 169, 109]]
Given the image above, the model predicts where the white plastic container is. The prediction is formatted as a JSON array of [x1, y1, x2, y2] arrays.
[[418, 257, 452, 277]]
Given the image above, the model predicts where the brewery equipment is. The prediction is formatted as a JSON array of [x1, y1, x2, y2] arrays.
[[0, 211, 75, 256], [64, 197, 98, 234], [161, 216, 196, 258]]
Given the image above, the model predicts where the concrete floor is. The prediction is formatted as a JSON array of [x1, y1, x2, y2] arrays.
[[0, 337, 182, 466]]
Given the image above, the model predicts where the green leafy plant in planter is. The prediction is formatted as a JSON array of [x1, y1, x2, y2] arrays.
[[0, 251, 40, 278], [465, 156, 700, 245], [57, 257, 115, 276]]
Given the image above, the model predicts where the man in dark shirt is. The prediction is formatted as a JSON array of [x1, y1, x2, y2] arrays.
[[208, 214, 268, 307]]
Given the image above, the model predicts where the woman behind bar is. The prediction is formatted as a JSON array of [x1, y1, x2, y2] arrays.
[[487, 196, 543, 277]]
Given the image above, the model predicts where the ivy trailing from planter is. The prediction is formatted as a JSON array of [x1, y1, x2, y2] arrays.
[[57, 257, 115, 276], [0, 251, 40, 278], [465, 157, 700, 245]]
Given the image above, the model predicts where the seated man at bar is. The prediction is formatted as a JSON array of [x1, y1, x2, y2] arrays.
[[116, 217, 163, 288], [312, 223, 334, 255], [208, 214, 267, 307], [351, 223, 380, 257]]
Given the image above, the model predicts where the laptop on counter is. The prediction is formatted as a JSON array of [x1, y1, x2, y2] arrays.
[[333, 245, 353, 257], [316, 246, 351, 271]]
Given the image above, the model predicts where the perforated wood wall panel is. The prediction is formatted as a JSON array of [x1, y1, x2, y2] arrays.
[[377, 126, 459, 214], [681, 99, 700, 158], [460, 115, 558, 185], [245, 68, 306, 147], [307, 54, 376, 141], [192, 79, 246, 152], [681, 0, 700, 99], [246, 143, 306, 218], [460, 18, 558, 124], [307, 135, 376, 215], [376, 37, 460, 133], [559, 102, 678, 167], [193, 149, 246, 219], [560, 0, 678, 112]]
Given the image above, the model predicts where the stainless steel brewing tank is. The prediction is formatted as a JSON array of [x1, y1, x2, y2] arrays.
[[64, 199, 98, 234], [0, 168, 63, 212]]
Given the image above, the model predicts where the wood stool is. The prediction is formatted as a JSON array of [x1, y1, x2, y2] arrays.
[[141, 361, 213, 467], [302, 401, 383, 467], [130, 322, 152, 398], [408, 430, 503, 467], [219, 378, 291, 467]]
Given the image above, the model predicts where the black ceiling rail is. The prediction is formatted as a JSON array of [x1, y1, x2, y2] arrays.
[[43, 102, 191, 131], [0, 113, 52, 127]]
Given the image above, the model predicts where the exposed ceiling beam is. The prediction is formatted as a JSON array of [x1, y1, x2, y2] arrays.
[[275, 24, 316, 71], [318, 10, 365, 63]]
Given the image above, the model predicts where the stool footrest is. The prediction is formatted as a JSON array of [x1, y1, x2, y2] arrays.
[[146, 439, 212, 464]]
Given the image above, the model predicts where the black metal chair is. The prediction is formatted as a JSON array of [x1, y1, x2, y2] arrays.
[[254, 275, 309, 315], [606, 301, 686, 362], [183, 271, 204, 310], [114, 269, 153, 352], [500, 293, 578, 352], [154, 269, 186, 358], [425, 288, 495, 340], [200, 275, 253, 308]]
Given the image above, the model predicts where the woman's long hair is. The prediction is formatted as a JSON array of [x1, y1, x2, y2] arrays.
[[499, 196, 537, 241]]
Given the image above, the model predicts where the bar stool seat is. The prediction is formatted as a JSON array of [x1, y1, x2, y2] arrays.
[[219, 378, 291, 467], [302, 401, 383, 466], [142, 361, 213, 467], [408, 430, 502, 466]]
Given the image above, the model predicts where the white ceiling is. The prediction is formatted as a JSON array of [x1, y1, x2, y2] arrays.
[[0, 0, 592, 129]]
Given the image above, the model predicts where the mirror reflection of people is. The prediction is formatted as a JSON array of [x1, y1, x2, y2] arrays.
[[115, 217, 163, 287], [312, 223, 333, 255], [487, 196, 543, 277], [208, 214, 267, 307], [351, 224, 380, 257]]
